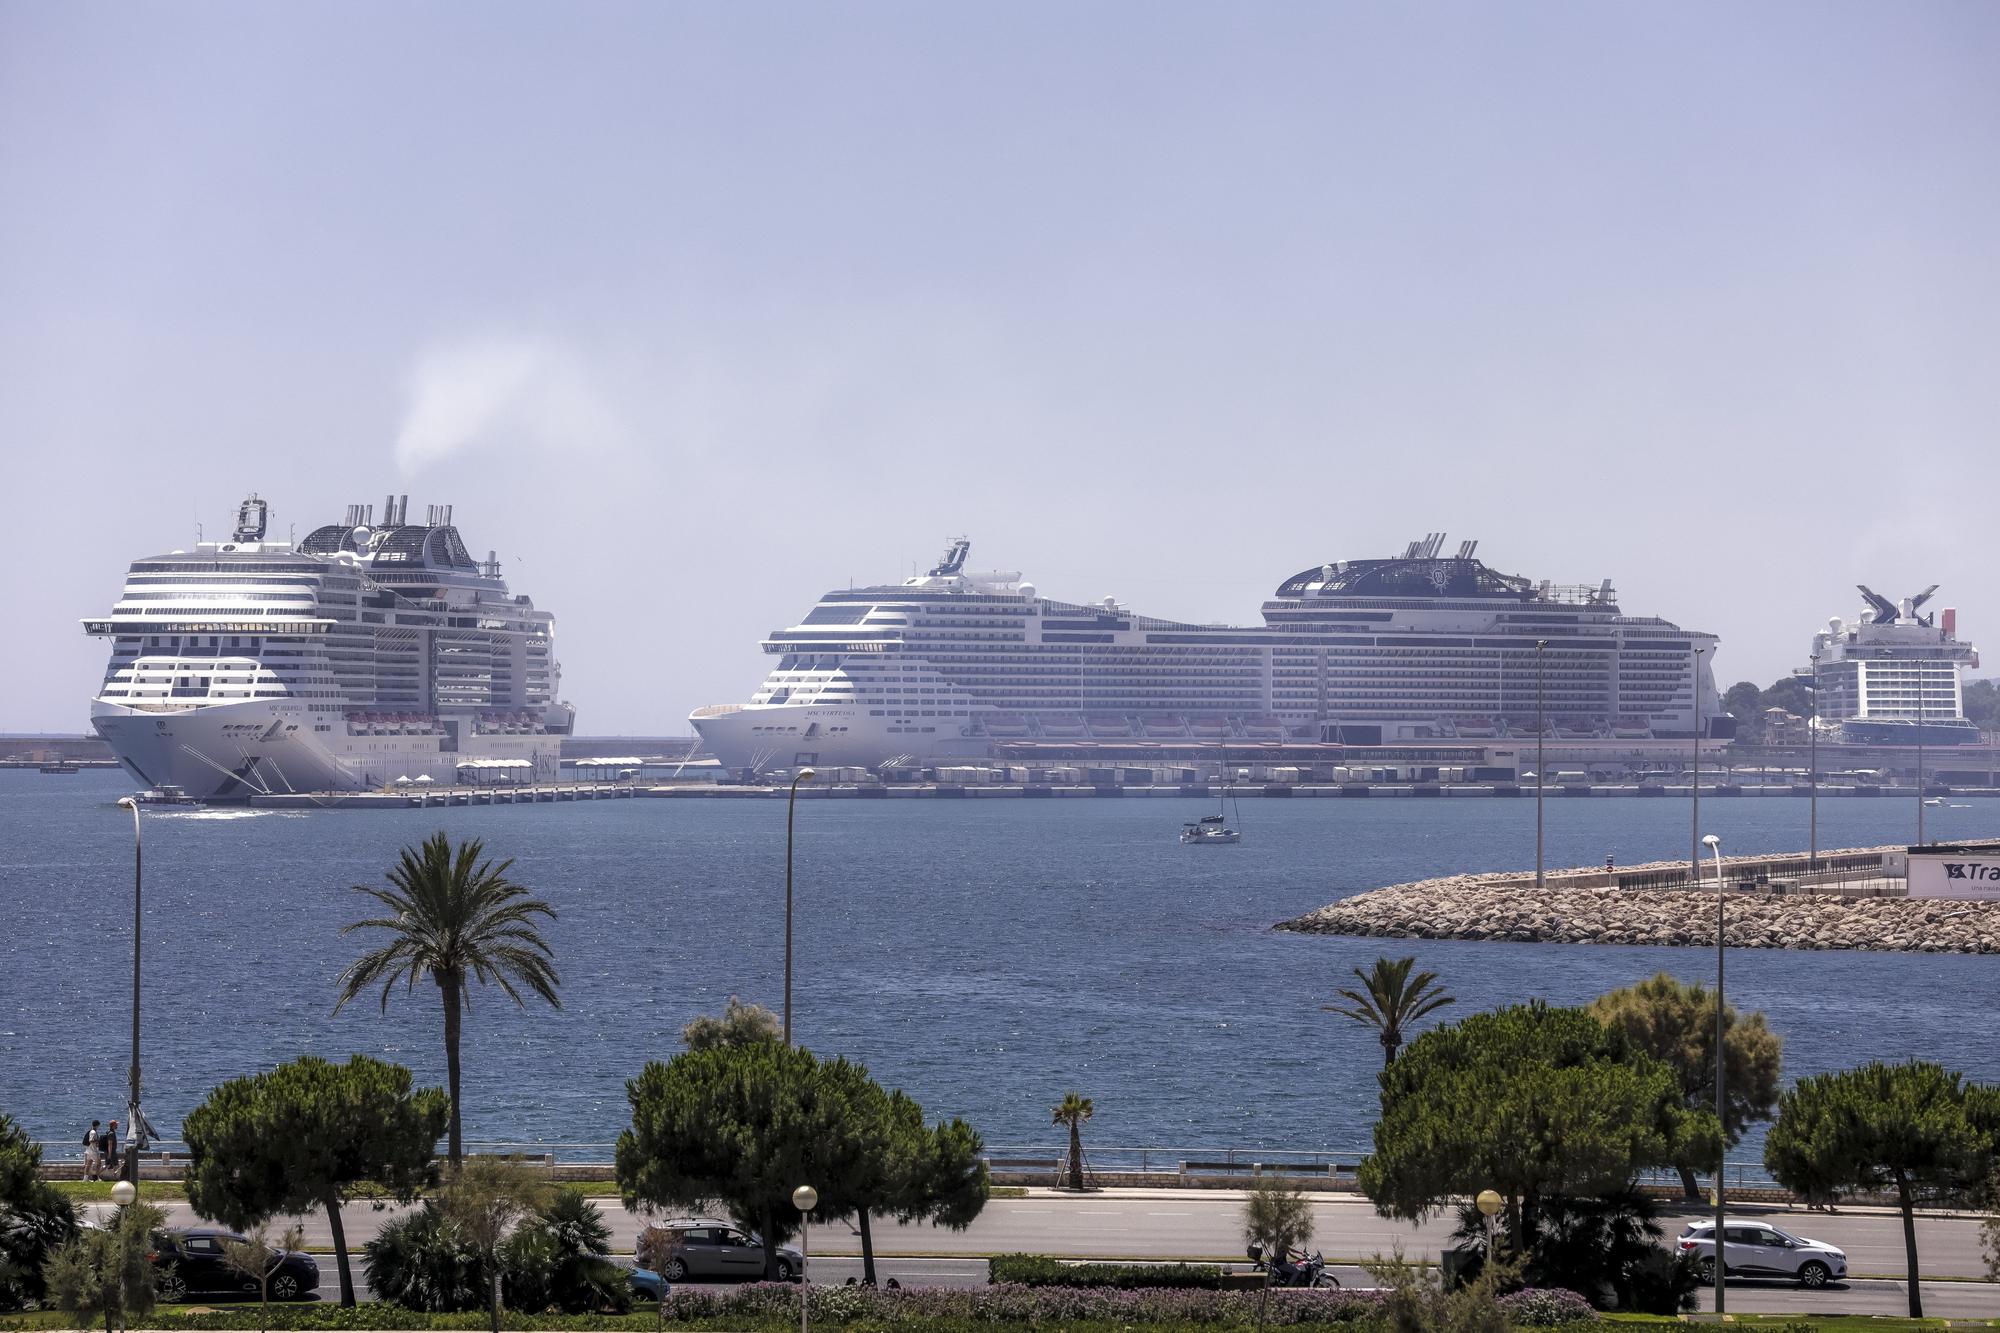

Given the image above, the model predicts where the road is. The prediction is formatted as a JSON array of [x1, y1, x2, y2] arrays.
[[106, 1188, 2000, 1319]]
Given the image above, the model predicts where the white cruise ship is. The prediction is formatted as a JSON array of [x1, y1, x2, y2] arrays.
[[1811, 586, 1981, 745], [691, 535, 1729, 774], [85, 494, 573, 798]]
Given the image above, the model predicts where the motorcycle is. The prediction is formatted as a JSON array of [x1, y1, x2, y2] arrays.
[[1246, 1243, 1341, 1289]]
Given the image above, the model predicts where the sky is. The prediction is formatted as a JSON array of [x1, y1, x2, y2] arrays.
[[2, 1, 1996, 734]]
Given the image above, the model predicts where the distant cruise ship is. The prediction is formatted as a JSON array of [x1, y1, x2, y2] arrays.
[[86, 494, 573, 798], [1811, 586, 1981, 745], [691, 535, 1729, 774]]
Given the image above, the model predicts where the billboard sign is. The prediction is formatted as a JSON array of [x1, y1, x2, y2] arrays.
[[1908, 850, 2000, 900]]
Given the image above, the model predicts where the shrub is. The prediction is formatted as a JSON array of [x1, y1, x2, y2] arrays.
[[1494, 1287, 1596, 1326], [986, 1253, 1227, 1288], [362, 1204, 484, 1313], [1619, 1247, 1701, 1315], [0, 1184, 78, 1311], [501, 1191, 630, 1315]]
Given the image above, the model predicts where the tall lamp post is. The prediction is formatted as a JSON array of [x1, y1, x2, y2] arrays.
[[1916, 661, 1927, 846], [791, 1184, 816, 1333], [114, 797, 144, 1190], [1807, 653, 1820, 869], [1534, 641, 1548, 889], [1690, 648, 1707, 882], [1702, 832, 1727, 1316], [783, 768, 817, 1046]]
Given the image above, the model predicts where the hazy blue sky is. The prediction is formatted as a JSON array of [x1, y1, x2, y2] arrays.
[[3, 1, 1995, 733]]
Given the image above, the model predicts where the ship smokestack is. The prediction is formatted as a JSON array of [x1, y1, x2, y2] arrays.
[[1944, 607, 1957, 637]]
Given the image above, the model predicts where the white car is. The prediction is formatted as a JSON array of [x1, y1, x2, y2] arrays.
[[1677, 1220, 1847, 1288]]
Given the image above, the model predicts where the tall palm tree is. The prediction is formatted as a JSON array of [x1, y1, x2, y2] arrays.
[[1322, 956, 1454, 1067], [1051, 1092, 1094, 1191], [334, 833, 561, 1166]]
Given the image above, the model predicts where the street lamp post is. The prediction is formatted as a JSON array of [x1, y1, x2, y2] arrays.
[[791, 1184, 816, 1333], [1475, 1188, 1503, 1263], [1696, 644, 1712, 880], [783, 768, 817, 1047], [1702, 832, 1727, 1317], [1535, 641, 1548, 889], [114, 797, 143, 1190], [1916, 663, 1927, 846], [1808, 654, 1820, 869]]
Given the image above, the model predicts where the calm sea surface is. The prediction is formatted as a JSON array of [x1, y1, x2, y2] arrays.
[[3, 769, 1995, 1162]]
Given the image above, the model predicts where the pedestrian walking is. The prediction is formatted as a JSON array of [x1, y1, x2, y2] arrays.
[[82, 1119, 102, 1180], [99, 1119, 119, 1179]]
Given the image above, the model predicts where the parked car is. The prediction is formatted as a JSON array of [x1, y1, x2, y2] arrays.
[[627, 1267, 671, 1302], [1676, 1220, 1847, 1288], [150, 1227, 320, 1302], [638, 1219, 806, 1282]]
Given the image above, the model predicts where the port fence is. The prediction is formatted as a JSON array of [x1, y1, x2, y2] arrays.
[[1612, 850, 1900, 897], [36, 1138, 1782, 1192]]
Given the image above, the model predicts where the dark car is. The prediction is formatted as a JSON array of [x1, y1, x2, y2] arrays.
[[150, 1228, 320, 1301]]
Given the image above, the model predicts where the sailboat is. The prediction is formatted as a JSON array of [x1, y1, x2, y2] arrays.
[[1182, 728, 1243, 844]]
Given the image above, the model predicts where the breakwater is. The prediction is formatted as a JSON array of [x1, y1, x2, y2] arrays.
[[1280, 843, 2000, 953]]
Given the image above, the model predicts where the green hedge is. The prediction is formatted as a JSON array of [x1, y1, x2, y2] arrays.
[[986, 1253, 1227, 1288], [0, 1304, 1376, 1328]]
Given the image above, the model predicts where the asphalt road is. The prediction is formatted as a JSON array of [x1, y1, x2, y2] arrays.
[[105, 1189, 2000, 1319]]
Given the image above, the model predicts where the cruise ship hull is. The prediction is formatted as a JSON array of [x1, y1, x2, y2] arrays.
[[691, 705, 991, 775], [92, 699, 563, 800]]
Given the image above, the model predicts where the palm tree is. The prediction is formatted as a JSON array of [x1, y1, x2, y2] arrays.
[[1051, 1092, 1094, 1191], [334, 833, 561, 1166], [1322, 955, 1454, 1067]]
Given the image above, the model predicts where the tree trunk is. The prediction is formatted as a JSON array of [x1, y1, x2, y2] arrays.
[[1676, 1165, 1702, 1202], [489, 1260, 502, 1333], [858, 1209, 877, 1285], [762, 1207, 779, 1282], [1894, 1169, 1922, 1318], [1381, 1032, 1397, 1067], [442, 969, 465, 1168], [325, 1199, 356, 1307], [1066, 1122, 1083, 1191]]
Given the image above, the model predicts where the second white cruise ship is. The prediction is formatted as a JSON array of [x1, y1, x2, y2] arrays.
[[691, 535, 1729, 774], [86, 494, 573, 798]]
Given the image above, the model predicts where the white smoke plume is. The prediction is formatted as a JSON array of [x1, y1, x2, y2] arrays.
[[394, 335, 626, 472]]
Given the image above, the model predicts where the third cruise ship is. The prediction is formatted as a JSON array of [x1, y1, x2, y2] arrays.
[[691, 535, 1729, 774]]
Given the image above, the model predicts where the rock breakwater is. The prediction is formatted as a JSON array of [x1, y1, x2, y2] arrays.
[[1281, 860, 2000, 954]]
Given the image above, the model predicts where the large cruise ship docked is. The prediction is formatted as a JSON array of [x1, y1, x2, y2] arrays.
[[1811, 585, 1981, 746], [691, 535, 1730, 774], [85, 494, 573, 798]]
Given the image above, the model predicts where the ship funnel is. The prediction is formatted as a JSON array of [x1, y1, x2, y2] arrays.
[[232, 494, 268, 543], [1944, 607, 1958, 637]]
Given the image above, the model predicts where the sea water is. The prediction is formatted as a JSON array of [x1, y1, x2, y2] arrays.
[[2, 768, 1994, 1161]]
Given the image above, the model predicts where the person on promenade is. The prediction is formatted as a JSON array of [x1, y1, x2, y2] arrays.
[[82, 1119, 102, 1180], [99, 1119, 119, 1179]]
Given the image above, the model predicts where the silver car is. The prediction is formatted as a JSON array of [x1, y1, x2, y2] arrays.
[[645, 1220, 807, 1283], [1677, 1220, 1847, 1288]]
